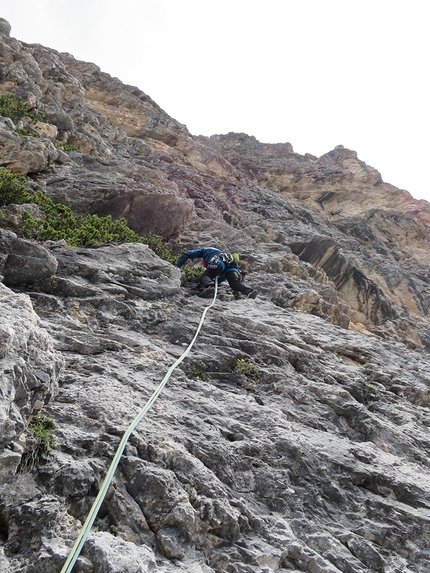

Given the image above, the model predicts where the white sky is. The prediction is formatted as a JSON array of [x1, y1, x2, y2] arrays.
[[2, 0, 430, 202]]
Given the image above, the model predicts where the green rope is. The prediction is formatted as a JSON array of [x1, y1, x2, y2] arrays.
[[60, 278, 218, 573]]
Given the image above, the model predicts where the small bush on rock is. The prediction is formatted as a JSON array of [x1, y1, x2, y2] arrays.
[[55, 141, 78, 152], [182, 264, 205, 281], [15, 127, 40, 137], [143, 234, 176, 264], [0, 168, 33, 205], [0, 92, 30, 123], [234, 358, 260, 384], [20, 414, 56, 470], [0, 92, 44, 123], [189, 364, 211, 380]]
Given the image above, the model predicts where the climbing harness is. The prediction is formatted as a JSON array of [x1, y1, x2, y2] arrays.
[[60, 279, 219, 573]]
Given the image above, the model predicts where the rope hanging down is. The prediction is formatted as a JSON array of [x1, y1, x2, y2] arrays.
[[60, 278, 219, 573]]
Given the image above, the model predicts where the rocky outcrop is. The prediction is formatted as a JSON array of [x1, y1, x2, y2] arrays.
[[0, 232, 58, 287], [0, 117, 63, 175], [2, 17, 430, 573], [201, 133, 430, 346]]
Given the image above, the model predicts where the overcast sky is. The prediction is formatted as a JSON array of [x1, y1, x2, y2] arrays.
[[2, 1, 429, 202]]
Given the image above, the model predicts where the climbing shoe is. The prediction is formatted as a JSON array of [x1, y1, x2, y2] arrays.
[[199, 285, 215, 298], [246, 289, 258, 299]]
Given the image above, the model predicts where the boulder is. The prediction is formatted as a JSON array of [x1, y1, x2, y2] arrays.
[[2, 237, 58, 286], [0, 124, 60, 175], [127, 193, 194, 239]]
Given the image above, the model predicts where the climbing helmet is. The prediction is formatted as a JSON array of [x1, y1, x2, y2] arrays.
[[220, 252, 234, 264]]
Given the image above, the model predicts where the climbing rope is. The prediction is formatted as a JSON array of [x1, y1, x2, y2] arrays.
[[60, 278, 219, 573]]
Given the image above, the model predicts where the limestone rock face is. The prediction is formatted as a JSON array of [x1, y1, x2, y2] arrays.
[[2, 23, 430, 573], [0, 283, 63, 481]]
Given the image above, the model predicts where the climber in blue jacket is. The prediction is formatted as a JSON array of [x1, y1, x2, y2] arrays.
[[177, 247, 258, 299]]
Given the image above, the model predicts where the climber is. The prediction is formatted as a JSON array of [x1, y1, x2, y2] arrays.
[[177, 247, 258, 299]]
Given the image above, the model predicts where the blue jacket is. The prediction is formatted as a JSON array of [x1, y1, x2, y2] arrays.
[[177, 247, 223, 269], [177, 247, 239, 280]]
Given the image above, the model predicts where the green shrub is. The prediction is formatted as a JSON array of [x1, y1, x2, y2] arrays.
[[182, 265, 204, 281], [175, 253, 205, 281], [55, 141, 78, 152], [189, 364, 211, 380], [141, 234, 176, 264], [15, 127, 40, 137], [0, 92, 30, 122], [234, 358, 260, 384], [0, 167, 33, 206], [20, 192, 179, 252], [0, 167, 183, 263], [20, 413, 56, 470], [21, 194, 146, 247], [0, 92, 44, 123]]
